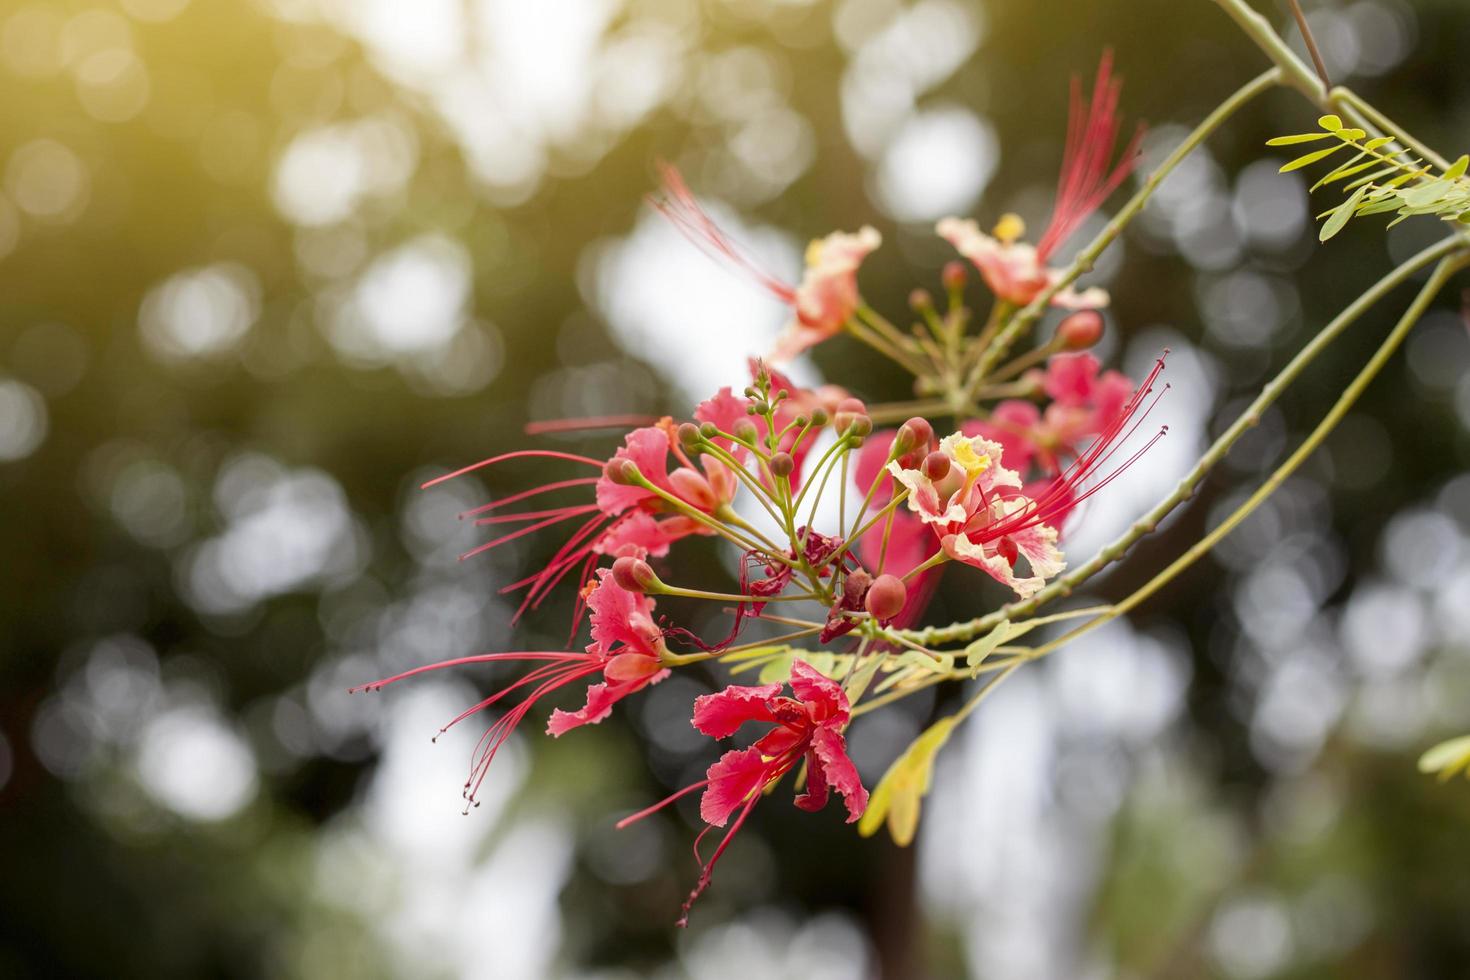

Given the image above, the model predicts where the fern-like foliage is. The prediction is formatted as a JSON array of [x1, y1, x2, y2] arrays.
[[1268, 114, 1470, 241]]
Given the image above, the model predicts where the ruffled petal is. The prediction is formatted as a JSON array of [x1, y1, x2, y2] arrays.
[[699, 747, 773, 827], [595, 426, 671, 513], [546, 670, 669, 737], [587, 572, 663, 657], [809, 726, 867, 822], [691, 682, 781, 739], [789, 660, 849, 725], [944, 532, 1047, 599]]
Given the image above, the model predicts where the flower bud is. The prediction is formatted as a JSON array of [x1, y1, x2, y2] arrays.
[[1057, 309, 1104, 350], [699, 421, 719, 438], [768, 451, 795, 478], [846, 415, 873, 439], [942, 260, 968, 292], [1020, 368, 1046, 397], [921, 450, 951, 482], [864, 574, 908, 622], [604, 457, 641, 485], [734, 419, 759, 444], [809, 408, 829, 427], [611, 555, 659, 593], [834, 397, 869, 436], [908, 288, 933, 313], [893, 417, 933, 458], [677, 422, 702, 447]]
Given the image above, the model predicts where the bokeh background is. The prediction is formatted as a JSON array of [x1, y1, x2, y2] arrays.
[[4, 0, 1470, 976]]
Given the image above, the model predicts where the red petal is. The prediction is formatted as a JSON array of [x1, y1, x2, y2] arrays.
[[788, 661, 848, 724], [691, 682, 781, 739], [545, 670, 669, 737], [809, 726, 867, 822], [699, 747, 773, 827]]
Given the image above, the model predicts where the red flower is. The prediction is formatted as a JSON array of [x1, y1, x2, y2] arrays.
[[618, 661, 867, 926], [352, 574, 669, 808]]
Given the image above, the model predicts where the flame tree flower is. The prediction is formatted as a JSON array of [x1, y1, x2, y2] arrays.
[[651, 162, 882, 362], [938, 50, 1143, 310], [616, 661, 866, 925], [352, 572, 672, 809]]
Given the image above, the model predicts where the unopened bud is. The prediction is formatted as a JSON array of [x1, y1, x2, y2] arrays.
[[1057, 309, 1104, 350], [699, 421, 719, 439], [677, 422, 702, 447], [909, 288, 933, 313], [1021, 368, 1046, 396], [734, 419, 759, 443], [604, 457, 641, 485], [942, 260, 967, 292], [769, 452, 795, 478], [611, 555, 659, 593], [834, 396, 869, 436], [864, 574, 908, 622], [846, 415, 873, 439], [809, 408, 829, 427], [922, 450, 951, 482], [893, 417, 934, 457]]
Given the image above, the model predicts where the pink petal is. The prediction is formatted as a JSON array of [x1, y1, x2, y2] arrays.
[[595, 427, 671, 514], [545, 670, 669, 737], [963, 403, 1039, 475], [699, 747, 772, 826], [596, 510, 677, 559], [694, 387, 753, 453], [1043, 352, 1101, 406], [691, 682, 782, 739], [853, 429, 898, 490], [587, 571, 663, 657]]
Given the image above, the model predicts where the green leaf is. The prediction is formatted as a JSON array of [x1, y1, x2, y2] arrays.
[[1320, 184, 1369, 241], [857, 716, 959, 845], [1266, 132, 1332, 146], [1279, 144, 1348, 173], [1364, 136, 1396, 151], [1313, 154, 1376, 191], [1418, 734, 1470, 782], [1332, 127, 1368, 141], [1446, 155, 1470, 180], [1317, 114, 1343, 131], [963, 620, 1015, 670]]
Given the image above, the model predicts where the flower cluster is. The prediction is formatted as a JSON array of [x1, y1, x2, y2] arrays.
[[357, 51, 1164, 925]]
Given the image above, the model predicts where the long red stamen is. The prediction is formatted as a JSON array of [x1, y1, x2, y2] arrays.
[[523, 414, 660, 436], [650, 161, 798, 305], [1036, 50, 1145, 262], [458, 477, 600, 518], [979, 353, 1168, 541], [422, 449, 605, 489], [472, 503, 602, 527], [350, 651, 593, 693]]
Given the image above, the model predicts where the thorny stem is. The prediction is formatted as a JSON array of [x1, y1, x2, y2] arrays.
[[965, 67, 1282, 391], [901, 233, 1465, 647]]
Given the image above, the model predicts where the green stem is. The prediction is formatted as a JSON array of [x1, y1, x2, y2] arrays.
[[1211, 0, 1452, 170], [901, 233, 1464, 647], [966, 67, 1281, 391], [1027, 251, 1467, 659]]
